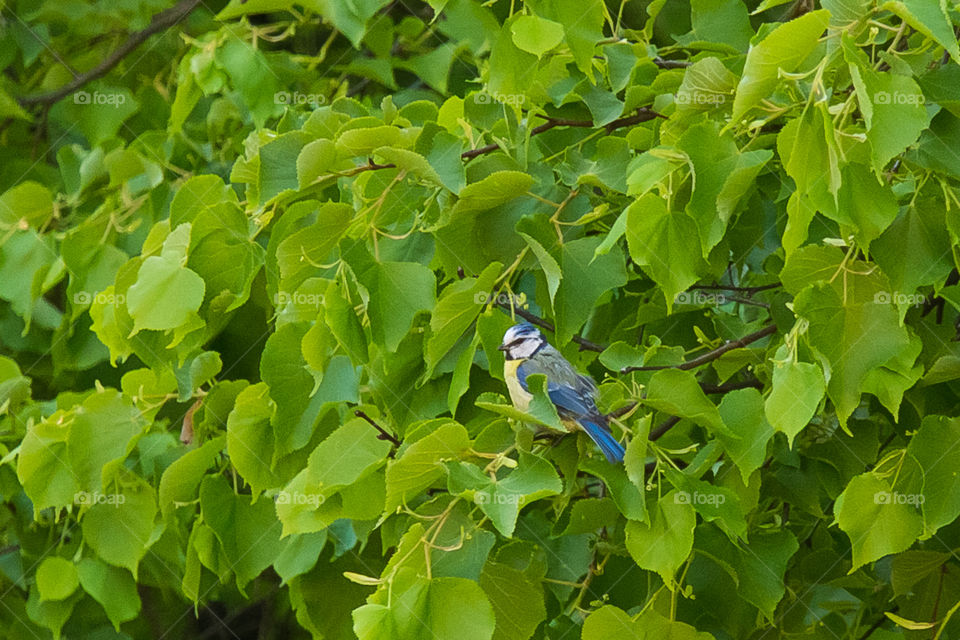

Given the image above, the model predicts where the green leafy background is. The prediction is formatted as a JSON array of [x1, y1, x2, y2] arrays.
[[2, 0, 960, 638]]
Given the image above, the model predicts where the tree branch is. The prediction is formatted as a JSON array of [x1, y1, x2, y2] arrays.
[[17, 0, 203, 107], [354, 409, 401, 448], [690, 283, 782, 294], [620, 324, 777, 374], [498, 304, 605, 353], [653, 57, 691, 69]]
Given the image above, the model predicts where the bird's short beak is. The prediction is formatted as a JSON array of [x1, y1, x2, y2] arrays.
[[497, 344, 508, 352]]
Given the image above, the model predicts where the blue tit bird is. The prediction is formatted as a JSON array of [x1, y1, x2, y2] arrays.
[[498, 322, 625, 463]]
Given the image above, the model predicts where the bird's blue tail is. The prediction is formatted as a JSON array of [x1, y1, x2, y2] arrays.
[[580, 418, 625, 463]]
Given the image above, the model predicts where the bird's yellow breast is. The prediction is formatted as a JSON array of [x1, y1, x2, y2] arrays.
[[504, 359, 533, 411]]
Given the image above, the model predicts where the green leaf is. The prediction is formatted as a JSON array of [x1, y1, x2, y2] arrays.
[[718, 389, 775, 483], [479, 560, 547, 640], [77, 557, 141, 630], [625, 490, 696, 588], [794, 282, 913, 426], [447, 453, 562, 536], [732, 10, 830, 120], [158, 435, 225, 517], [226, 383, 280, 498], [81, 485, 158, 578], [872, 198, 954, 297], [453, 171, 535, 214], [846, 49, 931, 171], [554, 235, 627, 345], [385, 422, 471, 511], [881, 0, 960, 64], [835, 472, 923, 571], [200, 475, 283, 591], [353, 570, 496, 640], [538, 0, 604, 76], [583, 605, 717, 639], [275, 202, 352, 294], [36, 557, 79, 602], [510, 15, 564, 58], [126, 224, 205, 334], [518, 233, 561, 305], [425, 262, 501, 376], [763, 347, 826, 447], [645, 369, 730, 437], [0, 181, 53, 229], [361, 261, 436, 351], [896, 416, 960, 536], [626, 193, 705, 312]]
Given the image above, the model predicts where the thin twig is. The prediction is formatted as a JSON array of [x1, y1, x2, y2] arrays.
[[354, 409, 401, 447], [18, 0, 203, 106], [621, 324, 777, 374], [499, 304, 605, 353], [648, 416, 680, 441], [358, 107, 664, 173], [700, 378, 763, 394], [857, 606, 899, 640], [653, 57, 691, 69], [690, 283, 782, 294]]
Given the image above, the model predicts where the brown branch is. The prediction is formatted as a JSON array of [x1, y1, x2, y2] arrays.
[[620, 324, 777, 374], [653, 57, 691, 69], [462, 107, 663, 160], [498, 304, 605, 353], [690, 283, 782, 294], [700, 378, 762, 394], [856, 606, 899, 640], [648, 415, 680, 441], [354, 409, 401, 448], [361, 107, 664, 173], [17, 0, 203, 107]]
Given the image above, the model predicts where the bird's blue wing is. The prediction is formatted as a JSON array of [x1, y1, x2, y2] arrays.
[[517, 359, 597, 418], [517, 358, 624, 463]]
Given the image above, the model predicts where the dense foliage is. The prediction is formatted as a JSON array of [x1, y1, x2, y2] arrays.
[[3, 0, 960, 638]]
